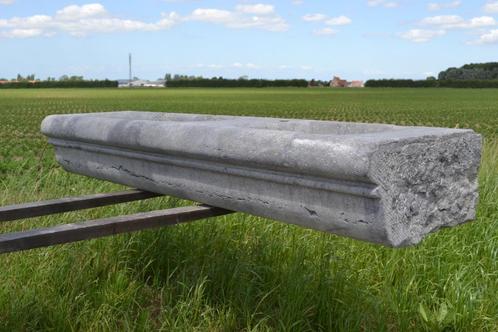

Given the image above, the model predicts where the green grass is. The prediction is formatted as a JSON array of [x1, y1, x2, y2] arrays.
[[0, 88, 497, 331]]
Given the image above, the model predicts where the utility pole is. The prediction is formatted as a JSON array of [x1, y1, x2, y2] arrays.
[[128, 53, 132, 87]]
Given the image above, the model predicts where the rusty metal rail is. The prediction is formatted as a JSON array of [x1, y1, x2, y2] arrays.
[[0, 189, 233, 254]]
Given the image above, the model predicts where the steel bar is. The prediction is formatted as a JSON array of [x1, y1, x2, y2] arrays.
[[0, 189, 162, 222], [0, 205, 232, 254]]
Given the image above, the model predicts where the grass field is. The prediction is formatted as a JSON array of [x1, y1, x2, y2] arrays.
[[0, 88, 497, 331]]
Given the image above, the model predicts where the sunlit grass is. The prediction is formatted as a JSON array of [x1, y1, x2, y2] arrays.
[[0, 88, 497, 331]]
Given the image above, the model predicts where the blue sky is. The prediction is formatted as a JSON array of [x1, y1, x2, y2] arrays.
[[1, 0, 497, 80]]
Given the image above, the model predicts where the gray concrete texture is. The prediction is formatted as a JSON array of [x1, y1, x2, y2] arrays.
[[41, 111, 482, 247]]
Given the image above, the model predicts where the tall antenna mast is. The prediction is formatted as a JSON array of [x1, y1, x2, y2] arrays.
[[128, 53, 132, 87]]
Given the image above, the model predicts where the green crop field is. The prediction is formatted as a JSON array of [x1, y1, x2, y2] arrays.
[[0, 88, 497, 331]]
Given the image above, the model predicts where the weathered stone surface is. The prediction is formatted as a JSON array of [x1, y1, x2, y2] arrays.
[[41, 111, 482, 247]]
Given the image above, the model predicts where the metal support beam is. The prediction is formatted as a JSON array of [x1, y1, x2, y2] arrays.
[[0, 205, 232, 254], [0, 189, 162, 222]]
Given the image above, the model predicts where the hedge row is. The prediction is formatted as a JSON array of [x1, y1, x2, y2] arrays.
[[0, 80, 118, 89], [365, 79, 498, 88], [167, 78, 308, 88]]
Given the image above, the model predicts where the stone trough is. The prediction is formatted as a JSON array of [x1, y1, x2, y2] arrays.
[[41, 112, 482, 247]]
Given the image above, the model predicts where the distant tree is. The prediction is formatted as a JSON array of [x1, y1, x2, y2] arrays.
[[426, 76, 436, 81], [438, 62, 498, 80], [164, 73, 172, 81], [59, 75, 69, 81]]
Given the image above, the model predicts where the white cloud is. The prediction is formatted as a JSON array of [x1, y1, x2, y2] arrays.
[[1, 28, 44, 38], [403, 13, 498, 44], [400, 29, 446, 42], [325, 15, 352, 26], [467, 16, 497, 27], [421, 15, 463, 25], [0, 15, 53, 29], [470, 29, 498, 44], [187, 5, 288, 31], [0, 0, 14, 4], [427, 1, 461, 11], [484, 1, 498, 13], [62, 18, 169, 36], [0, 4, 178, 38], [302, 13, 351, 36], [0, 2, 288, 38], [55, 3, 107, 21], [302, 13, 351, 25], [235, 4, 274, 15], [421, 15, 497, 29], [189, 9, 232, 23], [313, 27, 337, 36], [367, 0, 399, 8], [302, 13, 327, 22]]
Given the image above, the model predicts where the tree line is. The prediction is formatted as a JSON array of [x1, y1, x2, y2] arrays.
[[439, 62, 498, 80], [365, 62, 498, 88], [0, 74, 118, 88], [165, 76, 308, 88], [364, 79, 498, 88], [0, 80, 118, 89]]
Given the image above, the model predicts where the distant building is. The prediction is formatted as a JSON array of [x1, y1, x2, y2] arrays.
[[330, 76, 348, 88], [349, 80, 365, 88], [118, 79, 165, 88], [330, 76, 364, 88], [0, 80, 37, 85]]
